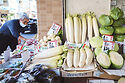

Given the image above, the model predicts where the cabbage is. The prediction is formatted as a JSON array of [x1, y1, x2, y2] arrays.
[[109, 51, 124, 69], [99, 26, 114, 35], [90, 37, 103, 48], [114, 26, 125, 34], [110, 7, 124, 20], [118, 77, 125, 83], [114, 43, 119, 52], [96, 52, 111, 69], [114, 35, 125, 42], [113, 18, 124, 27], [99, 14, 113, 26], [94, 48, 102, 56]]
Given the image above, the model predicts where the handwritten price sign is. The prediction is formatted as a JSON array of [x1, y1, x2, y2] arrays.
[[47, 23, 61, 35], [48, 40, 58, 48], [102, 35, 113, 41]]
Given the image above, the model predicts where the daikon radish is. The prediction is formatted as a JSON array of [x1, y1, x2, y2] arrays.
[[73, 48, 80, 68], [67, 49, 74, 68], [79, 48, 87, 68]]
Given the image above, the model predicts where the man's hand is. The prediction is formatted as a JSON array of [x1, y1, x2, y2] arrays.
[[18, 36, 28, 41]]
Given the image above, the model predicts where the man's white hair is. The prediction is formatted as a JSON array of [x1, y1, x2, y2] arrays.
[[19, 12, 29, 20]]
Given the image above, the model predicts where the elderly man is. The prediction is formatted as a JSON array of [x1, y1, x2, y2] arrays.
[[0, 13, 29, 55]]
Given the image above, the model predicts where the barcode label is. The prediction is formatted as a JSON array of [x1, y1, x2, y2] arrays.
[[47, 23, 61, 35], [48, 40, 58, 48], [102, 35, 113, 41], [102, 41, 115, 53]]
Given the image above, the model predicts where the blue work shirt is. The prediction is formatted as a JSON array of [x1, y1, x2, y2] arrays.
[[0, 19, 25, 38]]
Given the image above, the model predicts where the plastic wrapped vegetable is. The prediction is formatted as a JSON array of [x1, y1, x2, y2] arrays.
[[114, 26, 125, 34], [99, 26, 114, 35], [114, 35, 125, 42], [113, 18, 125, 27], [110, 7, 124, 20], [99, 14, 113, 26], [90, 36, 103, 48]]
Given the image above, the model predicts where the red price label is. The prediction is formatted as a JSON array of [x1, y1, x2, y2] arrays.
[[102, 41, 115, 53], [102, 35, 113, 41]]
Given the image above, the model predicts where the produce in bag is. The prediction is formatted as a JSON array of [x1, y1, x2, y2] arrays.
[[65, 18, 70, 42], [99, 14, 113, 26], [79, 48, 87, 68], [73, 48, 80, 68], [67, 49, 74, 68], [110, 7, 124, 20], [34, 46, 64, 59], [85, 46, 94, 65], [99, 26, 114, 35], [96, 52, 111, 69], [109, 51, 124, 69]]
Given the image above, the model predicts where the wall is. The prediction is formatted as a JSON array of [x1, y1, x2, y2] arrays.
[[37, 0, 63, 39]]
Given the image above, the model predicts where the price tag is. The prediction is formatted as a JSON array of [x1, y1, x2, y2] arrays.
[[102, 35, 113, 41], [47, 23, 62, 35], [48, 40, 58, 48], [102, 41, 115, 53]]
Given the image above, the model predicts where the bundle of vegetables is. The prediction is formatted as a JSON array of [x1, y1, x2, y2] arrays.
[[31, 45, 67, 68], [89, 36, 124, 69], [99, 7, 125, 42], [39, 33, 62, 47], [66, 46, 94, 68], [65, 12, 99, 43]]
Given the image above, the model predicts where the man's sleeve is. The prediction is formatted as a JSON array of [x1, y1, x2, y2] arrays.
[[8, 22, 20, 38]]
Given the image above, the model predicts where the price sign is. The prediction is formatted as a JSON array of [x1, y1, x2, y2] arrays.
[[102, 41, 115, 53], [48, 40, 58, 48], [65, 41, 85, 49], [102, 35, 113, 41], [47, 23, 62, 35]]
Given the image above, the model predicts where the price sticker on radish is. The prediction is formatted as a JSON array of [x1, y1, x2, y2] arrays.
[[48, 40, 58, 48], [47, 23, 61, 35], [102, 41, 115, 53]]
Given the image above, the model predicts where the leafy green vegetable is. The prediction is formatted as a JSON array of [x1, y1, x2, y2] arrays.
[[114, 43, 119, 52], [99, 26, 114, 35], [114, 35, 125, 42], [109, 51, 124, 69], [94, 48, 102, 56], [99, 14, 113, 26], [90, 37, 103, 48], [113, 18, 125, 27], [114, 26, 125, 34], [110, 7, 124, 20], [96, 52, 111, 69]]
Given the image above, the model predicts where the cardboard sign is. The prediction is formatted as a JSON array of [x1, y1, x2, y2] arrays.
[[102, 41, 115, 53], [102, 35, 113, 41], [48, 40, 58, 48], [47, 23, 61, 35]]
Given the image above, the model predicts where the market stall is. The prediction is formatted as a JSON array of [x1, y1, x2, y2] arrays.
[[1, 0, 125, 83]]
